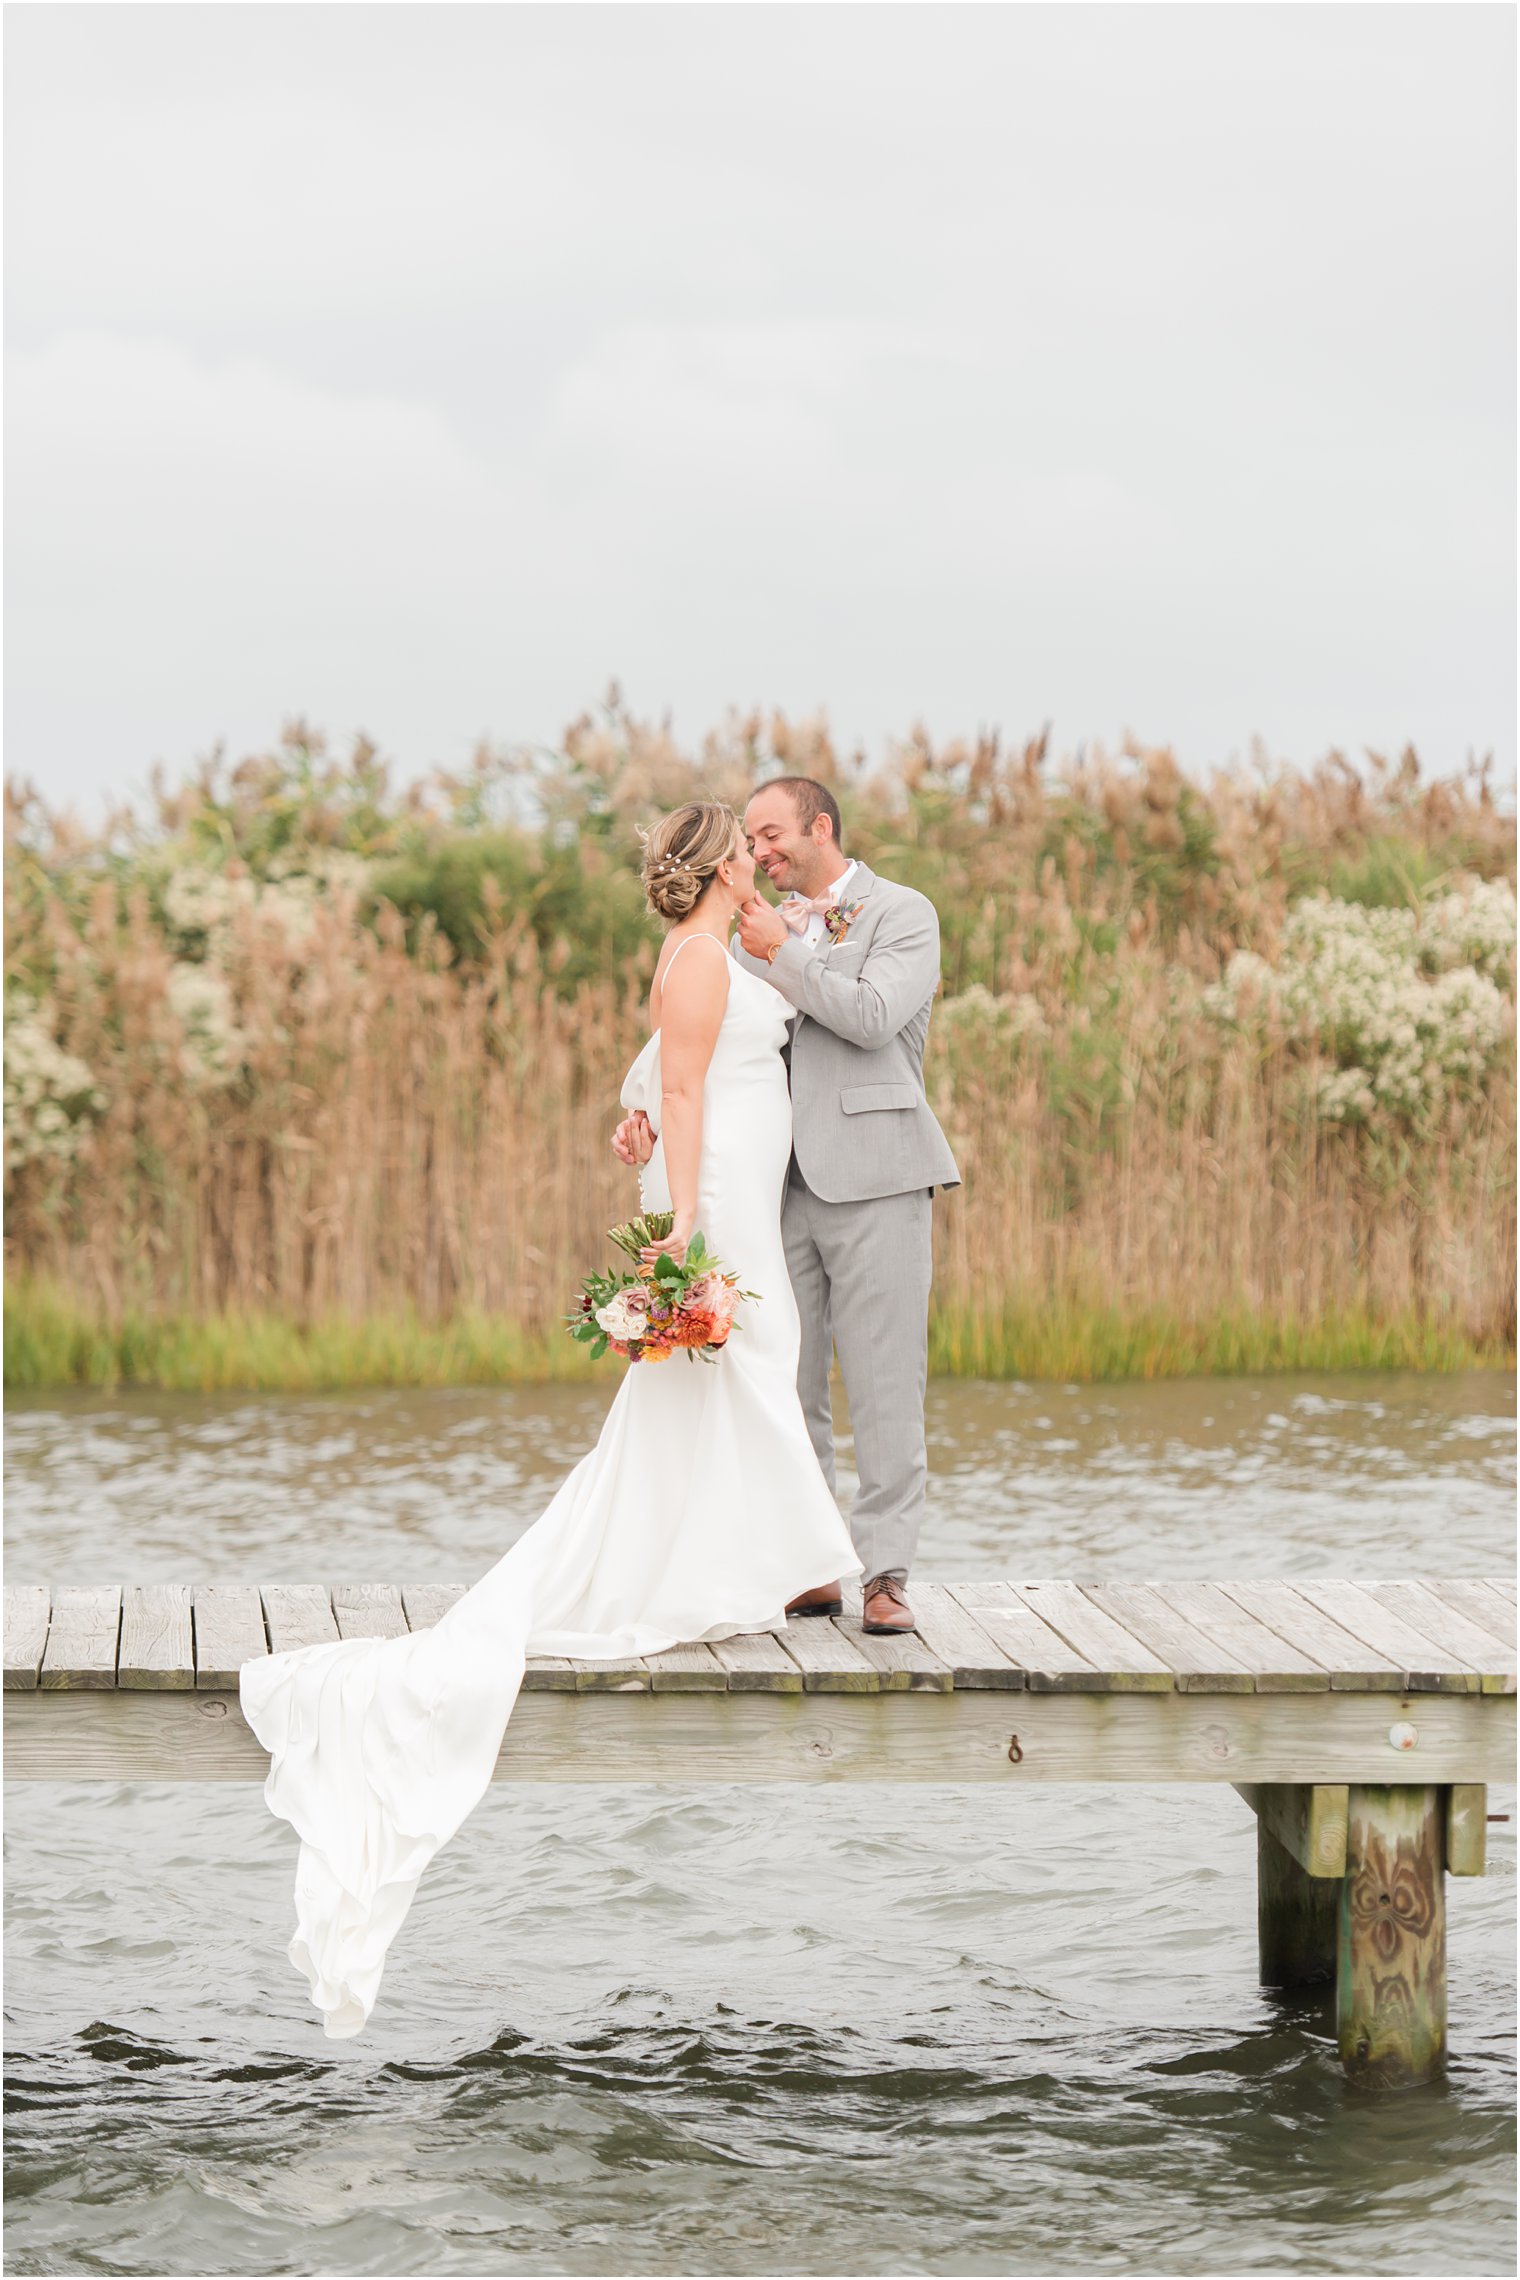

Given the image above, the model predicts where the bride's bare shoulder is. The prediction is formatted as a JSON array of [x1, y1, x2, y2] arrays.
[[650, 931, 732, 1029]]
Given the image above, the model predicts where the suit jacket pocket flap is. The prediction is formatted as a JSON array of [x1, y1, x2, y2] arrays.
[[840, 1083, 919, 1115]]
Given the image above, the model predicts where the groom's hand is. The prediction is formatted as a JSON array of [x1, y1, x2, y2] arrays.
[[737, 896, 788, 962], [612, 1110, 655, 1167]]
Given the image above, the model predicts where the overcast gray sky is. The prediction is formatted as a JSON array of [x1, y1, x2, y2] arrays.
[[5, 2, 1515, 813]]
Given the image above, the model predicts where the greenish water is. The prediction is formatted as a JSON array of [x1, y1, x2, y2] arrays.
[[4, 1370, 1514, 2276]]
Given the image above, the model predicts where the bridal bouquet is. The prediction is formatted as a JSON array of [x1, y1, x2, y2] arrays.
[[566, 1212, 755, 1365]]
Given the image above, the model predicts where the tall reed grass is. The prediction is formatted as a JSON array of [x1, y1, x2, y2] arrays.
[[5, 704, 1514, 1387]]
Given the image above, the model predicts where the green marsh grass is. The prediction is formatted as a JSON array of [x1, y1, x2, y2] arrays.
[[9, 1279, 1506, 1393], [3, 1280, 602, 1394]]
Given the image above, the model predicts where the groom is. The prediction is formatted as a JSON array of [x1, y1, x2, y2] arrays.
[[733, 778, 960, 1635], [617, 776, 958, 1635]]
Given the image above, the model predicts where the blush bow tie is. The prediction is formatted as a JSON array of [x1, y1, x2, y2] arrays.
[[779, 893, 840, 935]]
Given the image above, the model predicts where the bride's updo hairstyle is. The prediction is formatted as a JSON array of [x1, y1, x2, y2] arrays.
[[640, 801, 740, 924]]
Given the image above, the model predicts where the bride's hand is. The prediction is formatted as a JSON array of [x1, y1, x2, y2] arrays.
[[612, 1111, 656, 1168], [640, 1213, 694, 1267]]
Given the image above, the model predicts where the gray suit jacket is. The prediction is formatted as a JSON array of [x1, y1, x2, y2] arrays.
[[735, 862, 961, 1205]]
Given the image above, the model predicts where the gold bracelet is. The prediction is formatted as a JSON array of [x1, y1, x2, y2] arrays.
[[764, 940, 782, 965]]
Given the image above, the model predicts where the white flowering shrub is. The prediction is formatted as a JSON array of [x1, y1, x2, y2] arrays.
[[937, 983, 1050, 1046], [166, 964, 249, 1090], [161, 853, 369, 959], [156, 853, 368, 1087], [1202, 884, 1515, 1125], [4, 994, 102, 1173], [1417, 877, 1515, 985], [162, 866, 248, 939]]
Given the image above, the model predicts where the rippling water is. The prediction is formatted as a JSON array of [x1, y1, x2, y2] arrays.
[[5, 1371, 1515, 2276]]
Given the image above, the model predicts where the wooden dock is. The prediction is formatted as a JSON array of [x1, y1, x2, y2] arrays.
[[6, 1575, 1514, 2088]]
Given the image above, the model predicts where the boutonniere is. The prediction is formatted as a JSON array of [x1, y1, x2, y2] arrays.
[[824, 897, 864, 945]]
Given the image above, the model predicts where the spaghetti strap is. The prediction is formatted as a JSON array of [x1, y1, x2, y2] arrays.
[[652, 929, 731, 1028], [661, 931, 731, 980]]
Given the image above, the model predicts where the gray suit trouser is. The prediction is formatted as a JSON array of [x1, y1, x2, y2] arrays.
[[781, 1158, 933, 1582]]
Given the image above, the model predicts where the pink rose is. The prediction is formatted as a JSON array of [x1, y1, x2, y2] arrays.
[[684, 1272, 738, 1325]]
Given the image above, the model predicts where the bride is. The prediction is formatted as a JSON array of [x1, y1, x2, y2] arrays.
[[240, 800, 862, 2037]]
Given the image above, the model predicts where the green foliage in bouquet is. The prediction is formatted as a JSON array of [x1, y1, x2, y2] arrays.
[[605, 1211, 675, 1262]]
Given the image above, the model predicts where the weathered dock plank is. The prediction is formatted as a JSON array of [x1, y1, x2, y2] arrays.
[[1216, 1581, 1404, 1690], [193, 1586, 267, 1689], [574, 1657, 651, 1692], [1362, 1582, 1516, 1695], [644, 1643, 730, 1693], [1084, 1583, 1255, 1693], [953, 1581, 1103, 1690], [1292, 1580, 1480, 1693], [1428, 1580, 1517, 1643], [772, 1613, 880, 1693], [118, 1585, 195, 1691], [912, 1583, 1025, 1690], [708, 1632, 805, 1693], [5, 1587, 50, 1692], [1006, 1582, 1173, 1691], [262, 1585, 340, 1655], [333, 1583, 408, 1641], [400, 1583, 465, 1630], [1152, 1581, 1329, 1691], [522, 1658, 581, 1692], [39, 1586, 121, 1691]]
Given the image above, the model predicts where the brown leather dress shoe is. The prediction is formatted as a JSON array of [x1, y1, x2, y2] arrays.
[[786, 1582, 844, 1617], [862, 1574, 916, 1635]]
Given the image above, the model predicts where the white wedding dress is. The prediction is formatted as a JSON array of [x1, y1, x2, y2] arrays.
[[240, 940, 861, 2037]]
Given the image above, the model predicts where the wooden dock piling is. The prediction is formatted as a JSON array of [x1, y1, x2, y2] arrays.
[[1237, 1783, 1347, 1989], [1256, 1820, 1340, 1989], [1339, 1784, 1447, 2089]]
